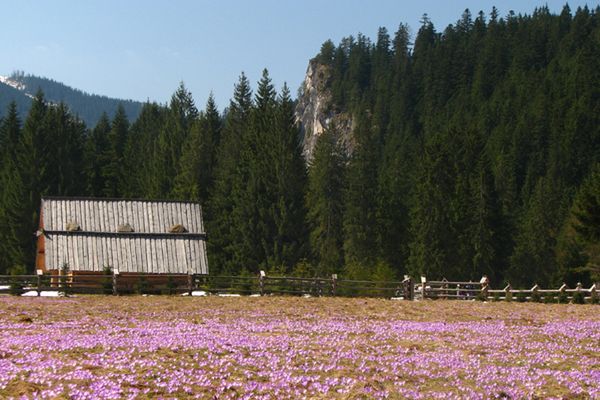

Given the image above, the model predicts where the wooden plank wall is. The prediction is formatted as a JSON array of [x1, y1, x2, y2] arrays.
[[41, 198, 208, 274]]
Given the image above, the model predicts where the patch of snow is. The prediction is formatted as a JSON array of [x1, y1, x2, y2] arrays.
[[21, 290, 63, 297], [0, 75, 26, 91], [191, 291, 207, 297], [41, 291, 63, 297]]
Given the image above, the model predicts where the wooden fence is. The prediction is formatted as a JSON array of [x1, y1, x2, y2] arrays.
[[416, 276, 598, 303], [0, 272, 597, 303], [0, 272, 413, 298]]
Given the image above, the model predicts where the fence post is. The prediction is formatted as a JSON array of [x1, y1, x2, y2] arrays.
[[559, 283, 567, 302], [188, 274, 194, 295], [481, 282, 489, 301], [531, 284, 539, 302], [420, 276, 427, 299], [259, 270, 265, 296], [112, 269, 119, 296], [36, 269, 43, 296], [504, 283, 512, 301], [402, 275, 413, 301], [331, 274, 337, 296]]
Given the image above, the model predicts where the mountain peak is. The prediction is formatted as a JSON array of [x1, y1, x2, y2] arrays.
[[0, 72, 144, 126]]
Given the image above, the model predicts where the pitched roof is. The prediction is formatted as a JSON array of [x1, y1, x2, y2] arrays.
[[40, 197, 208, 274]]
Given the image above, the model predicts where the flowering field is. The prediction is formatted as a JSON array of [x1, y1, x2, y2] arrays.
[[0, 297, 598, 400]]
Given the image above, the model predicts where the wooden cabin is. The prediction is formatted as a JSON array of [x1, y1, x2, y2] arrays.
[[36, 197, 208, 276]]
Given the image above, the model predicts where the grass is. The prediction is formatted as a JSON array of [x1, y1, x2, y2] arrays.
[[0, 296, 598, 399]]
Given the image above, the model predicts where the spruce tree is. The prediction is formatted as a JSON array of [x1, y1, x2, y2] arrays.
[[84, 113, 111, 197], [343, 112, 381, 273], [172, 93, 221, 202], [208, 73, 252, 274], [156, 83, 198, 197], [102, 105, 129, 197], [306, 126, 346, 276], [0, 102, 23, 273]]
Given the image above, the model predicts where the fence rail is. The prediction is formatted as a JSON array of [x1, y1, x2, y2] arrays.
[[0, 272, 597, 303]]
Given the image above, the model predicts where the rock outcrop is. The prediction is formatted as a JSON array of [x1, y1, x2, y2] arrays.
[[295, 60, 353, 162]]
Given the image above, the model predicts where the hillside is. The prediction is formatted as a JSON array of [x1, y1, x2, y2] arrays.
[[0, 72, 143, 126]]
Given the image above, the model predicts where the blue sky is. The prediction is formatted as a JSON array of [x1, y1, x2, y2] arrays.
[[1, 0, 597, 110]]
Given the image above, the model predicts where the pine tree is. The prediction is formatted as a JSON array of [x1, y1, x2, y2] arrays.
[[156, 83, 198, 197], [123, 102, 166, 198], [268, 84, 307, 269], [229, 69, 278, 272], [0, 102, 24, 273], [84, 113, 111, 197], [5, 91, 55, 272], [102, 105, 129, 197], [172, 93, 221, 202], [343, 113, 380, 272], [306, 126, 346, 276], [208, 73, 252, 274]]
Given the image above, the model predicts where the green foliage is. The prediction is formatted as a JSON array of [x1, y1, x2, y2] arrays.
[[102, 265, 113, 295], [165, 276, 177, 295], [542, 292, 556, 304], [306, 127, 345, 277], [292, 260, 317, 278], [59, 262, 71, 296], [572, 291, 585, 304], [515, 292, 528, 303], [136, 276, 149, 295], [557, 290, 569, 304], [8, 265, 26, 296], [531, 291, 542, 303]]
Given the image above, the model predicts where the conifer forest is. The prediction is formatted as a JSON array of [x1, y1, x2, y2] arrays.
[[1, 5, 599, 288]]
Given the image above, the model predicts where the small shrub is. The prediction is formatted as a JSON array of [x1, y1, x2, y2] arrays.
[[166, 276, 177, 295], [572, 291, 585, 304], [543, 293, 556, 304], [591, 290, 599, 305], [492, 292, 501, 302], [102, 265, 113, 295], [476, 291, 488, 302], [504, 292, 513, 302], [136, 276, 149, 295], [8, 265, 26, 296], [557, 291, 569, 304], [516, 292, 528, 303], [59, 263, 71, 296], [531, 291, 542, 303]]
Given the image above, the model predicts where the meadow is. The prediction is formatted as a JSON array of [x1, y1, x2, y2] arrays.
[[0, 296, 598, 399]]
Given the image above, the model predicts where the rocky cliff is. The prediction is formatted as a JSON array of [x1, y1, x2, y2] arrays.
[[295, 60, 353, 162]]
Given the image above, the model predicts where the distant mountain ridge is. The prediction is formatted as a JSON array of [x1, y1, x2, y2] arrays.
[[0, 71, 144, 126]]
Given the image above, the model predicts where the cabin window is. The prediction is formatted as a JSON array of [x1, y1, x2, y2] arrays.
[[65, 222, 81, 232], [169, 224, 188, 233], [117, 223, 134, 233]]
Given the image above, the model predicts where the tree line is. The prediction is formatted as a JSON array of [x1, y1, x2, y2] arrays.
[[1, 4, 599, 287]]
